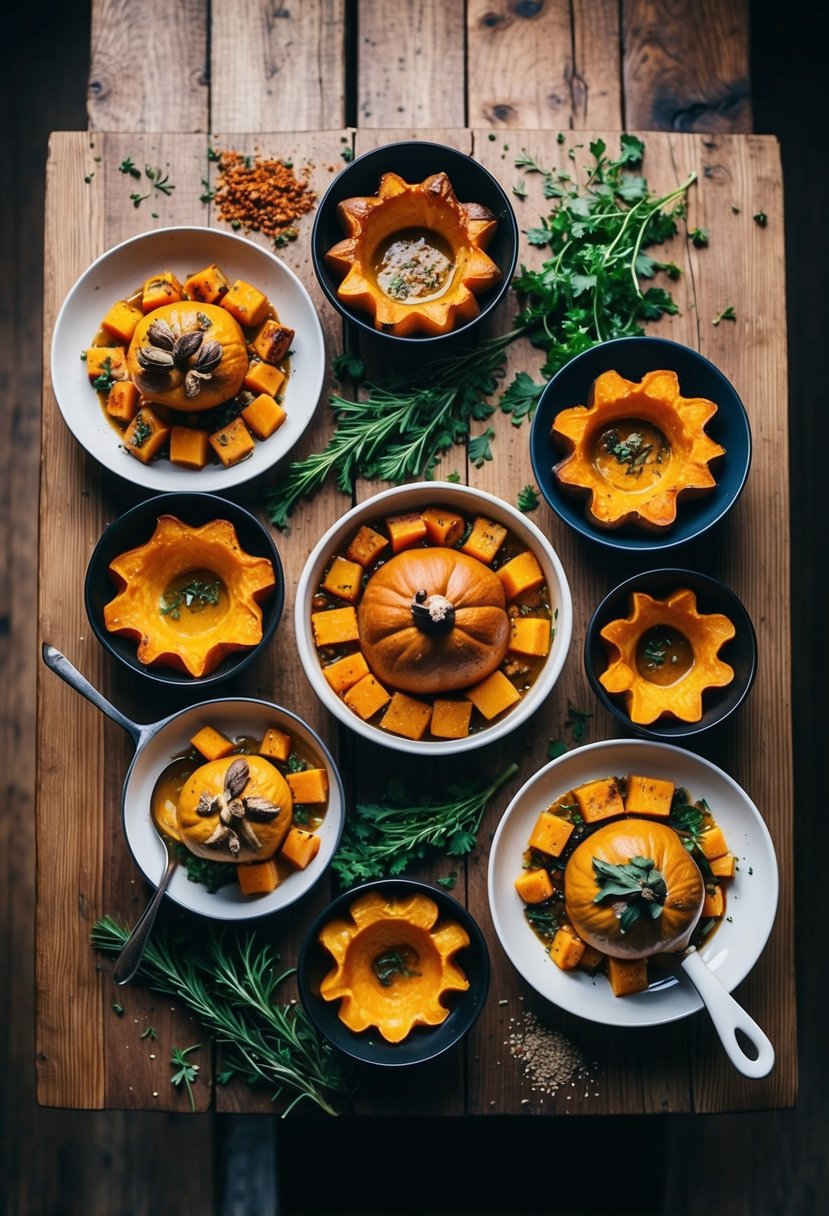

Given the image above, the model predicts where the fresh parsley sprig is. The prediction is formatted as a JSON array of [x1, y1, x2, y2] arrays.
[[170, 1044, 201, 1111], [90, 916, 352, 1116], [331, 762, 518, 888]]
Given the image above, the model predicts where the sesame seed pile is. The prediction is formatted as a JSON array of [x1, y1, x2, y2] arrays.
[[507, 1009, 594, 1099], [213, 151, 317, 239]]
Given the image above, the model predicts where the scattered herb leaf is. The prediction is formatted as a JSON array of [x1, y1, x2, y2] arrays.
[[170, 1044, 201, 1112], [713, 305, 736, 326], [516, 484, 540, 512]]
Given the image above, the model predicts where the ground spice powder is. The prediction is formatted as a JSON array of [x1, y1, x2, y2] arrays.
[[212, 150, 316, 242]]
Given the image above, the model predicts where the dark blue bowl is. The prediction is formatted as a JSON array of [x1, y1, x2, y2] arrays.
[[297, 878, 490, 1068], [311, 139, 519, 347], [529, 336, 752, 552], [584, 567, 758, 740]]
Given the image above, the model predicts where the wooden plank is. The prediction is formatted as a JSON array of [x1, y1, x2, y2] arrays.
[[211, 0, 347, 133], [467, 0, 622, 131], [357, 0, 466, 128], [623, 0, 752, 133], [88, 0, 209, 132]]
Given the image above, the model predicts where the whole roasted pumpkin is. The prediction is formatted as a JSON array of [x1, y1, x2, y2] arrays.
[[177, 754, 292, 862], [564, 817, 704, 959], [127, 301, 249, 412], [103, 515, 276, 677], [357, 547, 510, 694], [318, 889, 470, 1043]]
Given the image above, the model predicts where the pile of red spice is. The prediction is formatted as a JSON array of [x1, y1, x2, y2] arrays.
[[212, 150, 317, 241]]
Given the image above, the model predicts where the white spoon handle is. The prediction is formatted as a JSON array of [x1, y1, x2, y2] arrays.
[[681, 947, 775, 1079]]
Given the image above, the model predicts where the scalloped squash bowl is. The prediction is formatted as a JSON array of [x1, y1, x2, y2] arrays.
[[311, 140, 519, 346], [529, 336, 752, 552], [294, 481, 573, 755]]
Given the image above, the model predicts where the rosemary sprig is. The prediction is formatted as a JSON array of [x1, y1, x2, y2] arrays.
[[331, 762, 518, 888], [90, 916, 352, 1116]]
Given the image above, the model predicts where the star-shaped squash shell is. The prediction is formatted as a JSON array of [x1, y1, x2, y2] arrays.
[[551, 369, 725, 530], [325, 171, 501, 336], [103, 515, 276, 677], [318, 890, 470, 1043], [599, 588, 736, 723]]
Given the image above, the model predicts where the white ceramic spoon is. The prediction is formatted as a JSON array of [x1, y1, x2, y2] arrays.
[[681, 946, 775, 1078]]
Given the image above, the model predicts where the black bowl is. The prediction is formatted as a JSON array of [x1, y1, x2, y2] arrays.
[[529, 335, 752, 552], [297, 878, 490, 1067], [84, 491, 284, 688], [311, 139, 519, 347], [584, 567, 758, 740]]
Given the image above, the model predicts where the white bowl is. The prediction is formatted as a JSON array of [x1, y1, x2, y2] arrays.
[[294, 481, 573, 755], [122, 697, 345, 921], [488, 739, 778, 1028], [50, 226, 326, 493]]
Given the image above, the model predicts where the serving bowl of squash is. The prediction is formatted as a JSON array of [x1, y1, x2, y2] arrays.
[[85, 491, 284, 687], [294, 481, 573, 754], [297, 878, 490, 1066], [487, 738, 778, 1031], [584, 568, 758, 739], [529, 335, 752, 552], [50, 226, 326, 492]]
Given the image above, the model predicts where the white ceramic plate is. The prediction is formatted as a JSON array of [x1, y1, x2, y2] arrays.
[[487, 739, 778, 1027], [50, 226, 326, 492], [121, 698, 344, 921], [294, 481, 573, 755]]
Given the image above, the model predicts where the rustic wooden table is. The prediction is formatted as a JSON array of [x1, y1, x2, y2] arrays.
[[36, 0, 795, 1117]]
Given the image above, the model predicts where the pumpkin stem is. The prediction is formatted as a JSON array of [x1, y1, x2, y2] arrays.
[[410, 589, 456, 634]]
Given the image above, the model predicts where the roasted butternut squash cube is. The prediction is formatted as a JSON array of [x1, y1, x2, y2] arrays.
[[190, 726, 236, 761], [624, 774, 675, 819], [573, 776, 626, 824], [169, 426, 210, 470], [421, 506, 465, 547], [311, 605, 360, 648], [209, 417, 255, 467], [280, 827, 321, 870], [241, 394, 286, 440], [514, 868, 555, 904], [85, 346, 129, 385], [259, 727, 292, 763], [527, 809, 574, 858], [237, 860, 280, 896], [465, 669, 521, 720], [386, 511, 428, 553], [709, 852, 736, 879], [101, 299, 144, 345], [343, 673, 390, 720], [105, 380, 139, 424], [430, 698, 473, 739], [497, 550, 545, 599], [286, 768, 329, 804], [702, 886, 725, 918], [607, 956, 649, 997], [244, 360, 285, 398], [380, 692, 433, 741], [183, 262, 230, 304], [550, 925, 585, 970], [345, 525, 389, 567], [508, 617, 551, 658], [321, 556, 363, 603], [252, 319, 293, 364], [142, 271, 183, 313], [323, 651, 370, 694], [700, 824, 729, 860], [460, 516, 507, 565], [579, 944, 606, 973], [222, 279, 270, 328], [124, 407, 171, 464]]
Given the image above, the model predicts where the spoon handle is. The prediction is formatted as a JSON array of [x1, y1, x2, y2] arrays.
[[112, 854, 178, 986], [681, 947, 775, 1079]]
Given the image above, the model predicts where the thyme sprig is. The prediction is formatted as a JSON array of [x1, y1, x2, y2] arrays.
[[90, 916, 352, 1116], [331, 762, 518, 888]]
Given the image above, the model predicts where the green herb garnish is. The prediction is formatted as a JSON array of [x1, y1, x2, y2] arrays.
[[119, 157, 142, 179], [159, 579, 221, 620], [130, 415, 153, 447], [713, 305, 736, 326], [170, 1044, 201, 1111], [592, 855, 667, 933], [517, 484, 540, 512], [91, 356, 117, 393], [372, 950, 420, 987]]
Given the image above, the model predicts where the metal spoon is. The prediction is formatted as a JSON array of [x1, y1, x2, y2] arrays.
[[112, 760, 188, 986], [681, 946, 775, 1078]]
